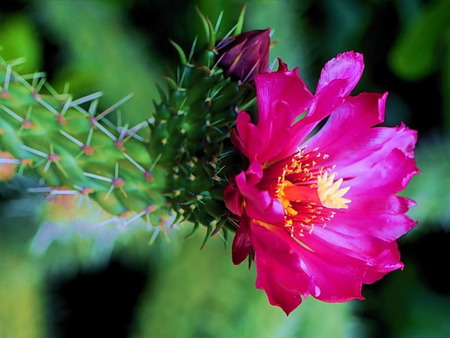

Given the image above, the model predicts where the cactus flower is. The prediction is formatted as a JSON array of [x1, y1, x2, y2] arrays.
[[215, 28, 270, 84], [224, 52, 419, 314]]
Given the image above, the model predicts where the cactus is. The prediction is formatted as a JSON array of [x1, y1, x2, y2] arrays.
[[0, 11, 261, 243]]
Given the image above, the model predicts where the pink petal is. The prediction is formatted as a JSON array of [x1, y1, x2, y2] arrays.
[[343, 148, 419, 196], [231, 111, 263, 162], [251, 224, 313, 314], [235, 171, 285, 224], [305, 92, 388, 165], [330, 204, 418, 242], [223, 181, 244, 216], [255, 62, 313, 131], [312, 225, 403, 269], [232, 216, 253, 265], [316, 51, 364, 96], [307, 51, 365, 121], [292, 240, 367, 302]]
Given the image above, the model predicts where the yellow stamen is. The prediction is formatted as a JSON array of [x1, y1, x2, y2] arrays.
[[317, 172, 351, 209]]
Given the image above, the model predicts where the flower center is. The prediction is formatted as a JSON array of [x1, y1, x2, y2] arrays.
[[274, 147, 351, 236]]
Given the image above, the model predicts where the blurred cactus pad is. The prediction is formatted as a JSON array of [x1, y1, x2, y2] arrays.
[[0, 9, 255, 243]]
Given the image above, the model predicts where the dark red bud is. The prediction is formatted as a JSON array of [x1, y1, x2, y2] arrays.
[[215, 28, 271, 84]]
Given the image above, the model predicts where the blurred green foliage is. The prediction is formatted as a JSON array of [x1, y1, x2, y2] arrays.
[[0, 0, 449, 337]]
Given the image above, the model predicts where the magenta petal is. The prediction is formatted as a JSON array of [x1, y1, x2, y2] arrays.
[[307, 51, 364, 121], [231, 111, 263, 162], [362, 241, 404, 284], [316, 51, 364, 95], [306, 92, 388, 165], [252, 224, 312, 314], [344, 148, 419, 196], [312, 224, 404, 270], [291, 234, 367, 302], [255, 64, 313, 132], [235, 171, 285, 223], [223, 181, 243, 216], [330, 210, 417, 242], [232, 217, 252, 265]]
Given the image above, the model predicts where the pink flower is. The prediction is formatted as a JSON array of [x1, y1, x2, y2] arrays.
[[224, 52, 419, 315]]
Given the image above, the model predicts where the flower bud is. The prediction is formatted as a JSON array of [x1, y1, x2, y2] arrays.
[[215, 28, 270, 84]]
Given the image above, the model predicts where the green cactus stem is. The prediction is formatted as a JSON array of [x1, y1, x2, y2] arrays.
[[0, 11, 257, 244]]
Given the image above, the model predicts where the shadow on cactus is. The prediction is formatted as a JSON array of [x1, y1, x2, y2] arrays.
[[0, 9, 265, 246]]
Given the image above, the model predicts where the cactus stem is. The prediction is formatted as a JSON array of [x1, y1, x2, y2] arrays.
[[200, 224, 213, 250], [75, 195, 90, 209], [144, 170, 154, 182], [33, 77, 47, 95], [162, 75, 179, 91], [35, 96, 59, 116], [18, 159, 33, 175], [91, 119, 117, 141], [80, 144, 95, 157], [59, 130, 84, 147], [112, 177, 126, 189], [61, 96, 73, 114], [0, 104, 24, 123], [114, 140, 125, 152], [21, 145, 48, 158], [169, 39, 188, 66], [71, 92, 103, 107], [8, 71, 31, 91], [211, 52, 225, 71], [187, 36, 198, 64], [95, 93, 134, 121], [97, 215, 123, 228], [0, 158, 20, 164], [113, 124, 135, 152], [73, 185, 94, 196], [214, 11, 224, 34], [177, 68, 189, 89], [112, 163, 127, 197], [126, 205, 156, 227], [43, 81, 61, 98], [28, 186, 53, 194], [149, 153, 162, 171], [48, 188, 79, 196], [96, 164, 127, 199], [1, 89, 9, 98], [86, 128, 94, 144], [3, 64, 12, 92], [67, 186, 94, 209], [118, 123, 129, 140], [83, 171, 112, 183], [20, 72, 46, 81], [56, 114, 67, 125], [122, 152, 145, 172], [127, 210, 146, 225], [121, 120, 148, 143], [148, 225, 164, 245]]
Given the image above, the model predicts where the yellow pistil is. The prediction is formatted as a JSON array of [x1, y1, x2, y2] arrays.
[[316, 172, 351, 209]]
